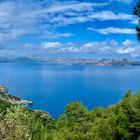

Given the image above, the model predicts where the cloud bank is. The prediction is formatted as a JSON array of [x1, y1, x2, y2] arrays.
[[1, 39, 140, 58]]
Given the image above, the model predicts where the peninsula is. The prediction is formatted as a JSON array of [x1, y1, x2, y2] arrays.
[[0, 85, 32, 105]]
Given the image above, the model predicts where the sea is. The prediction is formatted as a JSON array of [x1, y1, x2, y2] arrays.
[[0, 63, 140, 118]]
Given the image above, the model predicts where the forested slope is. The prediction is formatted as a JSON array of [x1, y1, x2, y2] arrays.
[[0, 90, 140, 140]]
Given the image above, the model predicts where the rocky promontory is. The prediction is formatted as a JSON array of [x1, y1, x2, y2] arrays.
[[0, 85, 32, 105]]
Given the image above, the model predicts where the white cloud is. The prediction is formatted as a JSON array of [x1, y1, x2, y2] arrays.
[[88, 27, 136, 35], [117, 47, 135, 55], [41, 42, 63, 50], [129, 19, 138, 25], [122, 40, 134, 47], [1, 39, 140, 58], [88, 11, 132, 21], [49, 11, 133, 26], [42, 32, 74, 39], [40, 40, 140, 58], [36, 40, 139, 57], [0, 0, 97, 45], [45, 2, 94, 13]]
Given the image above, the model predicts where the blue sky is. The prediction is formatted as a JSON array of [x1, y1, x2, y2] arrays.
[[0, 0, 139, 58]]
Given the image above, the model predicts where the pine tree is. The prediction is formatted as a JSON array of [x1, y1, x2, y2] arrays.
[[134, 0, 140, 40]]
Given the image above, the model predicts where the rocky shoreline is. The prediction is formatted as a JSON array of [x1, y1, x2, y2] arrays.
[[0, 85, 32, 105]]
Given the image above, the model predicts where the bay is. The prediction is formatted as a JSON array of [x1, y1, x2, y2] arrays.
[[0, 63, 140, 118]]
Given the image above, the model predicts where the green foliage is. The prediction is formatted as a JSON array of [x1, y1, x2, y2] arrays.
[[115, 91, 140, 140], [0, 100, 12, 113], [0, 106, 31, 140], [54, 91, 140, 140], [54, 101, 89, 140], [25, 110, 55, 140], [134, 0, 140, 40], [0, 90, 140, 140], [0, 103, 55, 140]]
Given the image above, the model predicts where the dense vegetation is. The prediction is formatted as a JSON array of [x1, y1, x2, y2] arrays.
[[0, 90, 140, 140]]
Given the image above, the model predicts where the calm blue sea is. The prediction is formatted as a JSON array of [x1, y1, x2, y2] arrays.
[[0, 63, 140, 118]]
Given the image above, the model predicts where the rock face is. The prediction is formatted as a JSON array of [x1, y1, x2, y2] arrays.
[[0, 85, 32, 105], [0, 85, 8, 93]]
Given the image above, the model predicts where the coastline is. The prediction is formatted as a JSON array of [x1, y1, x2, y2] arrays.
[[0, 86, 32, 105], [0, 57, 140, 67]]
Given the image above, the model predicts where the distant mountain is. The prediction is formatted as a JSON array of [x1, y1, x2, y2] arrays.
[[0, 57, 39, 63], [0, 57, 140, 66]]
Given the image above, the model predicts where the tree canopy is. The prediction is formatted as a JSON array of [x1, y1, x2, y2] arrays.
[[0, 90, 140, 140], [134, 0, 140, 40]]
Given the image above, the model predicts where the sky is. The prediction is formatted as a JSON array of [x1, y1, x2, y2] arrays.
[[0, 0, 139, 59]]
